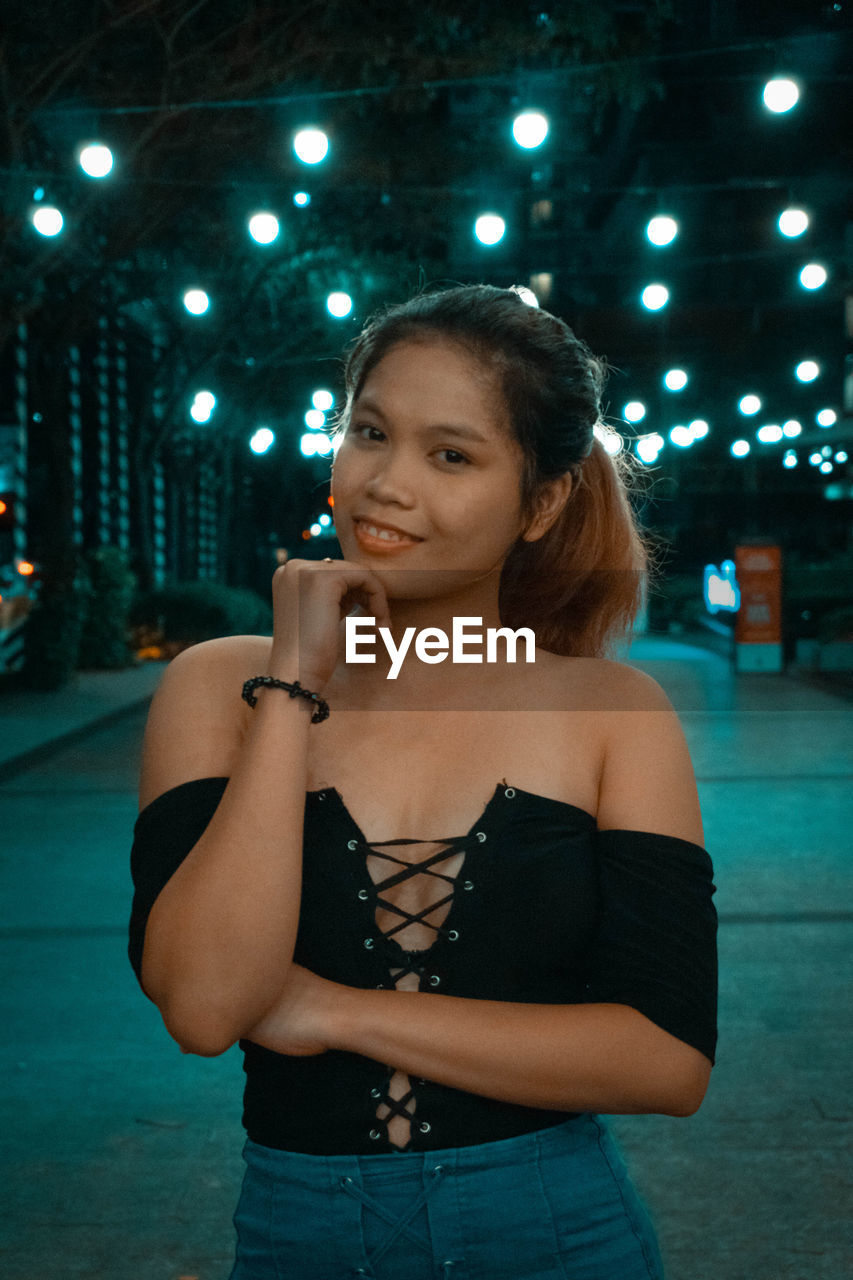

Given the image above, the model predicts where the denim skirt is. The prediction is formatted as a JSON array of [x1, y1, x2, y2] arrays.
[[227, 1113, 665, 1280]]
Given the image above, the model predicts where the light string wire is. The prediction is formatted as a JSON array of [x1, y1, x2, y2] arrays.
[[28, 37, 815, 118]]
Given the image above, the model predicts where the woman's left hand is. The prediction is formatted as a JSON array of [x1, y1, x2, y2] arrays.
[[242, 963, 343, 1056]]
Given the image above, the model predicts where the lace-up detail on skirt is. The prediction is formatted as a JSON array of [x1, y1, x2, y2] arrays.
[[349, 830, 474, 1151]]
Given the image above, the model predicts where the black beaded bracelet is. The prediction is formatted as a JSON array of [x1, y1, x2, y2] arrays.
[[241, 675, 330, 723]]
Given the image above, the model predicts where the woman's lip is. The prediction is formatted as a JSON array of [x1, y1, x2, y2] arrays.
[[353, 519, 423, 551]]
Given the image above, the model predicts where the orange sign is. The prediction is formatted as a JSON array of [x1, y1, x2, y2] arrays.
[[734, 545, 782, 644]]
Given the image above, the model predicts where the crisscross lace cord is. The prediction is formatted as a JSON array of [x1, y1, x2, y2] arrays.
[[341, 1164, 460, 1274], [353, 832, 470, 1150]]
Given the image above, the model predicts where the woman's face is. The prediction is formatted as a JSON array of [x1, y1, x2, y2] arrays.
[[330, 338, 532, 595]]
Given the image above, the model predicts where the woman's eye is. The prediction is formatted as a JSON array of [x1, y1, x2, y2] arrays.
[[350, 426, 469, 467]]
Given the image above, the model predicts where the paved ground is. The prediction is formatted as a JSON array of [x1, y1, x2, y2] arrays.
[[1, 637, 851, 1279]]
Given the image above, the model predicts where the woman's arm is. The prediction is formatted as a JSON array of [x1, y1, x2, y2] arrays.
[[243, 967, 712, 1117], [137, 635, 316, 1056]]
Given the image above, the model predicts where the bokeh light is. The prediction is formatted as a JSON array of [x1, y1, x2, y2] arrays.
[[641, 284, 669, 311], [474, 214, 506, 246], [799, 263, 827, 290], [646, 216, 678, 246], [78, 143, 114, 178], [293, 129, 329, 164], [763, 78, 800, 113], [183, 289, 210, 315], [248, 212, 280, 244], [778, 208, 808, 238], [326, 291, 353, 318], [512, 111, 549, 149], [32, 206, 63, 236], [250, 428, 275, 454]]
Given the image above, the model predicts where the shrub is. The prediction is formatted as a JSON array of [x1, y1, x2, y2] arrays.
[[22, 572, 91, 689], [129, 580, 273, 656], [79, 546, 138, 669]]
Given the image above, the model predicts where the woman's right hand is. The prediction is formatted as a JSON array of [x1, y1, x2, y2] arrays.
[[268, 558, 392, 691]]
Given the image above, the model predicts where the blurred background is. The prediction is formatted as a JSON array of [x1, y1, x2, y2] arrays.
[[1, 7, 852, 1280], [0, 0, 851, 685]]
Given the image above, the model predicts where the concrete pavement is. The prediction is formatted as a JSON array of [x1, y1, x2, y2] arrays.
[[0, 660, 166, 778], [1, 635, 851, 1279]]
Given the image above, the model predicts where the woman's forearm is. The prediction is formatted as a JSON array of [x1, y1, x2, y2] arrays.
[[331, 987, 710, 1116], [248, 975, 712, 1117]]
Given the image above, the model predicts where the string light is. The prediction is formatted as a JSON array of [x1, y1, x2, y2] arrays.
[[183, 289, 210, 315], [664, 369, 688, 391], [293, 129, 329, 164], [646, 216, 678, 246], [641, 284, 669, 311], [474, 214, 506, 246], [31, 206, 63, 236], [512, 111, 549, 149], [623, 402, 646, 423], [778, 208, 808, 238], [248, 212, 280, 244], [326, 291, 353, 318], [78, 143, 114, 177], [799, 264, 827, 290], [763, 78, 800, 113]]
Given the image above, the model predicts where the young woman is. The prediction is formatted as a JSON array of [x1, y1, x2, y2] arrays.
[[129, 284, 717, 1280]]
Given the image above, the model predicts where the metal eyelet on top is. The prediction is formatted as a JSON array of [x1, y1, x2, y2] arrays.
[[363, 938, 374, 949], [476, 831, 487, 843], [370, 1087, 382, 1099], [447, 930, 459, 941], [347, 839, 359, 850], [462, 880, 474, 891], [504, 787, 516, 798], [357, 889, 369, 901]]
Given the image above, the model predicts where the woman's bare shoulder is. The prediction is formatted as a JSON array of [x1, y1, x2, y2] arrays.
[[534, 651, 672, 714], [137, 634, 274, 810]]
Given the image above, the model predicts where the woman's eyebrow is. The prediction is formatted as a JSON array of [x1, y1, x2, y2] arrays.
[[353, 396, 490, 444]]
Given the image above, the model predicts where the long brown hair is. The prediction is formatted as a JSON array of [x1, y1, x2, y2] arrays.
[[340, 283, 660, 659]]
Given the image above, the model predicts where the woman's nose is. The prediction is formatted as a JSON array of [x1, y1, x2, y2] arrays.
[[363, 453, 417, 505]]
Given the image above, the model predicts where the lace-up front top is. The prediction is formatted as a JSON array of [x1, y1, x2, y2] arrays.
[[129, 777, 718, 1156]]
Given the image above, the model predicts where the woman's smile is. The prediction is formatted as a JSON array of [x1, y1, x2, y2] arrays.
[[353, 517, 425, 552]]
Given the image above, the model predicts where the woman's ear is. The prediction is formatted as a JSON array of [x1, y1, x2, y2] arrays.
[[521, 472, 573, 543]]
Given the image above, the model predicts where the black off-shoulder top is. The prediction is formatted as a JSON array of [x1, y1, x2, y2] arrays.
[[128, 777, 718, 1155]]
